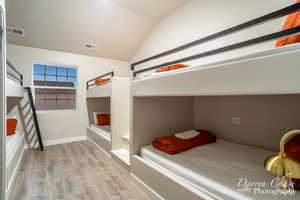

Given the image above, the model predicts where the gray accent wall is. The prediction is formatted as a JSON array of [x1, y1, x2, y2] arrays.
[[194, 95, 300, 151], [86, 98, 110, 125], [132, 97, 194, 154]]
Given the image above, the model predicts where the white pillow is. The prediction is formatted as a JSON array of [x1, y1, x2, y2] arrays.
[[7, 116, 17, 120], [93, 112, 109, 125]]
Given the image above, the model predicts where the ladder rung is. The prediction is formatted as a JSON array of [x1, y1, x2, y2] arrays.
[[29, 132, 36, 144], [22, 102, 29, 110], [23, 109, 31, 118], [24, 87, 44, 151], [32, 139, 38, 149], [25, 116, 33, 127], [26, 124, 34, 134]]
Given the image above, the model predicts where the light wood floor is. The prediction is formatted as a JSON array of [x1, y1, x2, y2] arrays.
[[10, 140, 149, 200]]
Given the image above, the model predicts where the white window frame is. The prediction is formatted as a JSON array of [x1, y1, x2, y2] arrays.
[[32, 62, 79, 112]]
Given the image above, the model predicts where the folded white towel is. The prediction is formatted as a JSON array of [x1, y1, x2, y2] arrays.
[[175, 130, 200, 139]]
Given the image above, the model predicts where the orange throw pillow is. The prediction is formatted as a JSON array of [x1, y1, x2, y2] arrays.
[[7, 118, 17, 136], [95, 78, 110, 86], [155, 64, 188, 73], [96, 114, 110, 126], [275, 0, 300, 47]]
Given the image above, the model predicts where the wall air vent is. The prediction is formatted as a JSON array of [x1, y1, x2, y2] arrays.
[[85, 43, 98, 50], [7, 26, 25, 36]]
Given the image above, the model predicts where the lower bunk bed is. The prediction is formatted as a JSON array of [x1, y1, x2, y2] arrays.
[[132, 139, 300, 200], [86, 124, 111, 153]]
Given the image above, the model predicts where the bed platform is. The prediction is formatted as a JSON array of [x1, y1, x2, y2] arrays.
[[87, 124, 111, 153], [132, 44, 300, 97], [7, 60, 24, 98], [132, 139, 300, 200], [86, 71, 113, 98], [86, 84, 112, 98], [6, 78, 24, 98]]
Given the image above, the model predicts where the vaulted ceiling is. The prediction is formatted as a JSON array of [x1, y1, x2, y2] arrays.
[[6, 0, 188, 61]]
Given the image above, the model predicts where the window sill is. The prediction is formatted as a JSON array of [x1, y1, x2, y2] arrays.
[[36, 109, 79, 114]]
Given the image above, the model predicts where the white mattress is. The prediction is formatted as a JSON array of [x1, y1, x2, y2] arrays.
[[141, 139, 299, 200], [140, 43, 300, 80]]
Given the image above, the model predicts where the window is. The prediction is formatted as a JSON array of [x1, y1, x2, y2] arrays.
[[33, 64, 77, 111]]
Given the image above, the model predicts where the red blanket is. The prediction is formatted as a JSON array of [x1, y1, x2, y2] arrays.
[[152, 130, 216, 155]]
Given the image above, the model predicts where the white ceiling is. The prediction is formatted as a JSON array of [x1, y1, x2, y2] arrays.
[[113, 0, 188, 20], [6, 0, 188, 61]]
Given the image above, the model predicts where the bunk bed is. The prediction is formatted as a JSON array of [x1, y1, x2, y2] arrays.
[[6, 61, 24, 158], [6, 60, 24, 98], [133, 140, 300, 200], [130, 3, 300, 97], [86, 71, 113, 98], [86, 71, 113, 151], [130, 3, 300, 200], [86, 72, 131, 168], [5, 61, 28, 197]]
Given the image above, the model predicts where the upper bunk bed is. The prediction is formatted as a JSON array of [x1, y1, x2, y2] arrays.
[[86, 71, 114, 98], [130, 3, 300, 97], [6, 60, 24, 98]]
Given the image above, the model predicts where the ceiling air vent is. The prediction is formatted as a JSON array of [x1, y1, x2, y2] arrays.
[[7, 26, 25, 36], [85, 43, 98, 50]]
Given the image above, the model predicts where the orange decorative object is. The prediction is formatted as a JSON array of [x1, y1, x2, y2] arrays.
[[155, 64, 189, 73], [275, 0, 300, 47], [96, 114, 110, 126], [152, 130, 216, 155], [7, 118, 17, 136], [95, 78, 111, 86], [285, 134, 300, 189], [285, 134, 300, 163]]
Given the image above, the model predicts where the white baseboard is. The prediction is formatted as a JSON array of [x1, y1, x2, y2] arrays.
[[44, 135, 87, 146], [6, 144, 26, 200]]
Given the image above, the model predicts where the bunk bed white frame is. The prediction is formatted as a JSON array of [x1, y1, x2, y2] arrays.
[[131, 43, 300, 97], [86, 71, 114, 153], [128, 3, 300, 200], [5, 59, 26, 200], [86, 71, 113, 98], [6, 78, 24, 98], [86, 83, 112, 98], [86, 124, 112, 153], [6, 61, 24, 98], [86, 73, 131, 168]]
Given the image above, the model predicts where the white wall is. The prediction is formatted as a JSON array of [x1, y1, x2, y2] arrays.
[[132, 0, 294, 70], [7, 44, 129, 142]]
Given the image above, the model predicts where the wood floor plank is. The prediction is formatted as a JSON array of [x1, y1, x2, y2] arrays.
[[10, 140, 149, 200]]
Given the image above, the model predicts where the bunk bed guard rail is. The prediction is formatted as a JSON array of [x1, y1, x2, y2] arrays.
[[131, 3, 300, 76], [86, 71, 114, 90], [7, 60, 23, 86]]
